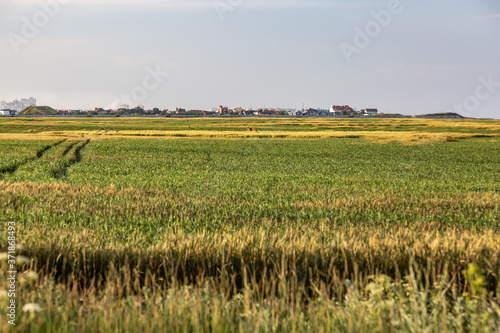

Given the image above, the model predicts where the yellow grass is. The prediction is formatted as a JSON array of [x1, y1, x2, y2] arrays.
[[0, 133, 69, 141], [31, 129, 498, 144], [1, 118, 499, 144]]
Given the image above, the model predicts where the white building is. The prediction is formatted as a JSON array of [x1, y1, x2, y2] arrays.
[[0, 109, 14, 116], [0, 97, 36, 112]]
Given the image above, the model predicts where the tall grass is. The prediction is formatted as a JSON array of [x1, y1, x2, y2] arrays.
[[1, 241, 499, 332]]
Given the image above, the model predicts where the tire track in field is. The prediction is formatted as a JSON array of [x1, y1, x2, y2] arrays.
[[60, 141, 79, 157], [0, 139, 67, 177], [51, 139, 91, 179], [74, 139, 91, 163], [36, 139, 67, 158]]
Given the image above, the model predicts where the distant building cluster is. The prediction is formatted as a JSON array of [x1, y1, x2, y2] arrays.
[[0, 101, 384, 117], [0, 97, 36, 113], [180, 106, 293, 116], [0, 96, 468, 119], [8, 99, 472, 118], [296, 105, 378, 117], [184, 105, 379, 117]]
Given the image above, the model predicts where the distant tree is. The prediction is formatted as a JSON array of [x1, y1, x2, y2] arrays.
[[132, 106, 145, 115]]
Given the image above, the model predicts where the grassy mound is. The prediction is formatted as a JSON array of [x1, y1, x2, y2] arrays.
[[19, 105, 59, 115]]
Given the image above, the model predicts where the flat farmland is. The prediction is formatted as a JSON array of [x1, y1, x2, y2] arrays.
[[0, 117, 499, 332]]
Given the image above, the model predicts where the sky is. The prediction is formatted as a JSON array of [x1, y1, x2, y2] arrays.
[[0, 0, 499, 118]]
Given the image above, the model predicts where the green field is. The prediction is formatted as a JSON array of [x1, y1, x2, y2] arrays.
[[1, 118, 499, 332]]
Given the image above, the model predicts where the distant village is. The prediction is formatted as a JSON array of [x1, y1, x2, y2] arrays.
[[90, 104, 382, 117], [1, 97, 465, 119]]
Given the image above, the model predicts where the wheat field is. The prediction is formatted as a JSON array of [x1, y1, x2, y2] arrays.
[[1, 117, 499, 332]]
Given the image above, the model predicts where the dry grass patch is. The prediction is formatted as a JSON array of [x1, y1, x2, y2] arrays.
[[36, 129, 500, 144]]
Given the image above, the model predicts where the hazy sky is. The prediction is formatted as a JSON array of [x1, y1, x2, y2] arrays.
[[1, 0, 499, 117]]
